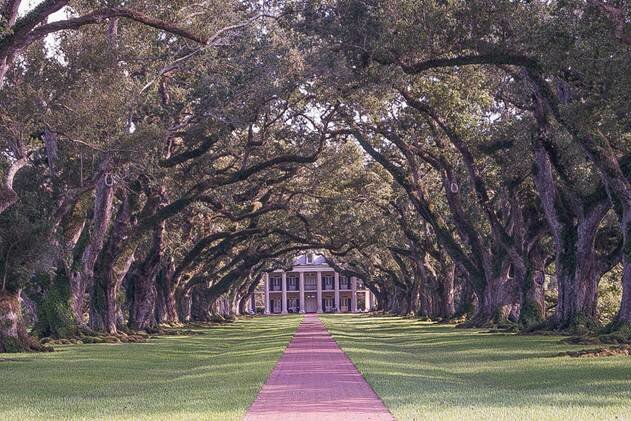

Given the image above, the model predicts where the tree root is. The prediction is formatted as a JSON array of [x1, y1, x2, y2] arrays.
[[560, 345, 631, 358], [38, 326, 203, 346]]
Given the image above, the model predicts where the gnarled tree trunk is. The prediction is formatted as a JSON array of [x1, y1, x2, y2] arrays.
[[176, 286, 193, 322], [33, 262, 79, 339], [440, 263, 456, 319], [155, 259, 179, 324], [0, 289, 41, 352], [128, 223, 164, 330], [517, 248, 547, 328], [615, 207, 631, 327], [531, 96, 612, 331], [0, 156, 28, 215], [72, 161, 114, 323], [190, 285, 213, 321], [472, 270, 518, 326], [89, 188, 135, 334]]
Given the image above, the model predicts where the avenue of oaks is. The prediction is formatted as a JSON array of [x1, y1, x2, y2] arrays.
[[0, 0, 630, 352]]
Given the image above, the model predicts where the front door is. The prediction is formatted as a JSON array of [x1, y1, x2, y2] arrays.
[[305, 295, 317, 313]]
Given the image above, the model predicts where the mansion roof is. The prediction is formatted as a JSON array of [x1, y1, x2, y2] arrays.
[[293, 253, 328, 266]]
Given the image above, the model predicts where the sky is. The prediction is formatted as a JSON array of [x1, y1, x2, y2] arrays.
[[18, 0, 68, 60], [19, 0, 67, 21]]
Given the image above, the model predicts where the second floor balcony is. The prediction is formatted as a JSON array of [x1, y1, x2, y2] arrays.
[[268, 274, 366, 292]]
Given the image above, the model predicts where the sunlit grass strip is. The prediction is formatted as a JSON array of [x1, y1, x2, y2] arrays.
[[322, 314, 631, 421], [0, 315, 302, 421]]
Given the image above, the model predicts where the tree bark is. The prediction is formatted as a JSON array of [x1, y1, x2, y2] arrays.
[[176, 286, 193, 322], [531, 94, 613, 331], [33, 261, 79, 338], [440, 263, 456, 319], [454, 278, 476, 318], [0, 289, 41, 352], [0, 156, 28, 215], [190, 285, 212, 321], [156, 278, 179, 324], [89, 189, 135, 334], [470, 266, 517, 326], [128, 223, 163, 330], [517, 247, 547, 327], [617, 209, 631, 324], [532, 72, 631, 328], [155, 261, 179, 324], [72, 161, 114, 323]]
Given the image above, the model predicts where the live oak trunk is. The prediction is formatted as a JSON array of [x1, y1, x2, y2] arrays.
[[0, 289, 41, 352], [155, 272, 179, 324], [33, 262, 79, 339], [553, 107, 631, 328], [531, 95, 611, 332], [549, 213, 604, 330], [238, 281, 258, 314], [89, 189, 135, 334], [440, 263, 456, 319], [0, 156, 28, 215], [127, 262, 157, 331], [176, 286, 193, 322], [237, 295, 247, 315], [373, 289, 386, 312], [409, 280, 422, 316], [72, 162, 114, 323], [517, 252, 547, 328], [472, 270, 518, 326], [507, 227, 548, 328], [615, 209, 631, 325], [128, 224, 164, 330], [190, 285, 212, 321], [455, 279, 478, 318], [533, 74, 631, 329]]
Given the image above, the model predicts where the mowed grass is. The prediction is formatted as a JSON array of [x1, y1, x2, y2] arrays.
[[321, 315, 631, 421], [0, 315, 301, 421]]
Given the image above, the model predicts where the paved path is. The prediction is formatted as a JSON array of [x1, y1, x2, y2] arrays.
[[244, 314, 394, 421]]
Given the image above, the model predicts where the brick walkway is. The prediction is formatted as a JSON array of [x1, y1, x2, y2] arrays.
[[244, 314, 394, 421]]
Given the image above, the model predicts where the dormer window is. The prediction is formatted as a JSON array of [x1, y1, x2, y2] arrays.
[[306, 253, 313, 264]]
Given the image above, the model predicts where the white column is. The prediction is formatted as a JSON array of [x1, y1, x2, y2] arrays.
[[316, 271, 323, 313], [264, 273, 270, 315], [351, 276, 357, 313], [334, 272, 340, 312], [365, 289, 370, 312], [281, 272, 288, 314], [299, 272, 305, 313]]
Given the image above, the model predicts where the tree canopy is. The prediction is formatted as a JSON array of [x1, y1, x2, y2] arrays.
[[1, 0, 630, 352]]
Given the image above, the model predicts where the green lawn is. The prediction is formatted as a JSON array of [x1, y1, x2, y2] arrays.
[[0, 315, 301, 421], [322, 314, 631, 421]]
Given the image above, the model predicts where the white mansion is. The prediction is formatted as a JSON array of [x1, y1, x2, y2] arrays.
[[258, 253, 374, 314]]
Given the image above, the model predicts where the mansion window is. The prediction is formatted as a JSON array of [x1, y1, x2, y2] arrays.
[[288, 298, 299, 312], [340, 276, 350, 289], [324, 297, 335, 311], [305, 277, 317, 291], [271, 277, 282, 291], [287, 275, 298, 291], [272, 298, 282, 313], [323, 275, 334, 290]]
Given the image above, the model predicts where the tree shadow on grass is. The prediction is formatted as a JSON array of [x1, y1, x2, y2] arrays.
[[324, 315, 631, 418], [0, 315, 303, 421]]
